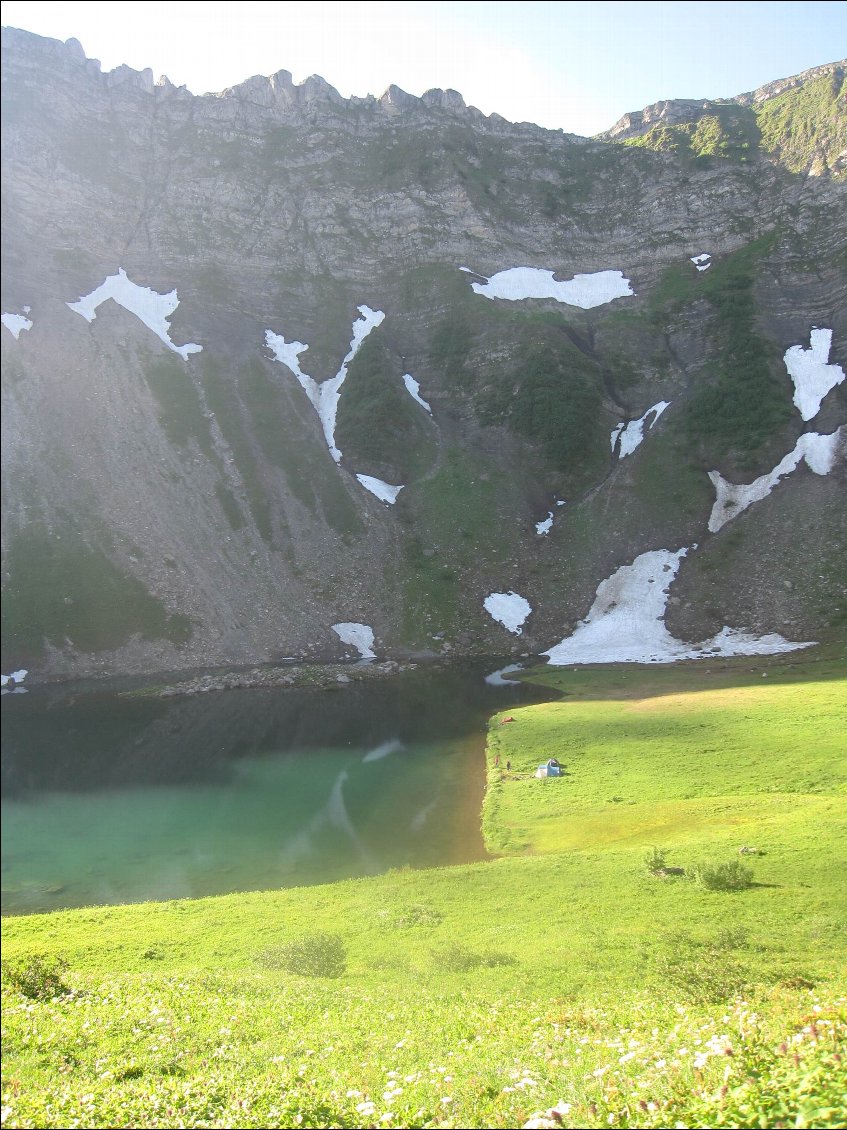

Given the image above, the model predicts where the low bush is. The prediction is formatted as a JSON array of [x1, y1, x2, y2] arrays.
[[643, 846, 666, 873], [687, 858, 754, 891], [392, 903, 444, 929], [259, 932, 347, 978], [432, 943, 517, 972], [3, 953, 70, 1000]]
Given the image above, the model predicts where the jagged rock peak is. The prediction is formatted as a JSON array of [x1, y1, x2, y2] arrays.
[[598, 58, 846, 140], [220, 68, 345, 107], [1, 24, 568, 136], [1, 25, 182, 92]]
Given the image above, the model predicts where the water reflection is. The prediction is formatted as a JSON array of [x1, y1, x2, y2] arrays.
[[1, 663, 553, 914]]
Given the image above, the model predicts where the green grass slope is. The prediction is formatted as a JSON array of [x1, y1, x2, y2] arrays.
[[2, 656, 845, 1128]]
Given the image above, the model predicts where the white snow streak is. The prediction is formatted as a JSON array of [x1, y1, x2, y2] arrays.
[[535, 512, 554, 535], [266, 305, 385, 462], [468, 267, 634, 309], [484, 664, 523, 686], [1, 312, 33, 339], [484, 591, 532, 635], [784, 328, 844, 422], [543, 548, 812, 665], [708, 428, 843, 533], [66, 269, 202, 359], [362, 738, 405, 763], [611, 401, 671, 458], [402, 373, 432, 413], [331, 622, 377, 659], [356, 474, 404, 504]]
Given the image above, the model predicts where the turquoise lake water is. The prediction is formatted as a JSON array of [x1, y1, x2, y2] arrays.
[[1, 663, 549, 914]]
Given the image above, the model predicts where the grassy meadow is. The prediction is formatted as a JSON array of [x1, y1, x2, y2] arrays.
[[2, 650, 845, 1128]]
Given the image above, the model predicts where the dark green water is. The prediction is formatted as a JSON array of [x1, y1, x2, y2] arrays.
[[1, 663, 548, 915]]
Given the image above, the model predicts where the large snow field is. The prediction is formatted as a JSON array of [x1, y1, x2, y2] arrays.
[[543, 548, 812, 665], [466, 266, 634, 309]]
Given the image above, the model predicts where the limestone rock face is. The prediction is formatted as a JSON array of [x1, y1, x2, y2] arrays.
[[1, 28, 845, 679]]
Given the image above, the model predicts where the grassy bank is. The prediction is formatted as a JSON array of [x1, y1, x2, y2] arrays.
[[2, 653, 845, 1128]]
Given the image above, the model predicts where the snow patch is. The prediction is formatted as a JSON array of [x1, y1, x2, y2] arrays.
[[332, 622, 376, 659], [535, 512, 554, 536], [690, 253, 712, 272], [484, 591, 532, 635], [484, 664, 523, 686], [266, 305, 385, 462], [543, 548, 812, 665], [402, 373, 432, 413], [784, 328, 844, 422], [708, 428, 843, 532], [695, 626, 813, 658], [468, 267, 634, 309], [356, 474, 404, 504], [66, 269, 202, 359], [2, 312, 33, 339], [611, 401, 671, 458], [0, 669, 28, 687]]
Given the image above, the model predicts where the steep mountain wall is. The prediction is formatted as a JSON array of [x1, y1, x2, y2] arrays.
[[2, 28, 845, 679]]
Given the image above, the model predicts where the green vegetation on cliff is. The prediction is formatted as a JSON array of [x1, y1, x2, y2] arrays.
[[756, 68, 846, 174], [1, 523, 192, 665], [620, 67, 845, 175], [624, 104, 760, 162], [337, 335, 437, 483]]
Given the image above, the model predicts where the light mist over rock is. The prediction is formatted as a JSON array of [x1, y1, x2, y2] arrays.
[[1, 28, 844, 679]]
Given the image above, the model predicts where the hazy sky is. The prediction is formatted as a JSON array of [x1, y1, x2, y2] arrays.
[[3, 1, 845, 135]]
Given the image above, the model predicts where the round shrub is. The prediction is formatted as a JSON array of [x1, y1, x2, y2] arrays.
[[276, 931, 348, 978], [687, 859, 754, 891]]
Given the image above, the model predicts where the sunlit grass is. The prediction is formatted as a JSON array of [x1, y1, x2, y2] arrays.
[[2, 653, 845, 1127]]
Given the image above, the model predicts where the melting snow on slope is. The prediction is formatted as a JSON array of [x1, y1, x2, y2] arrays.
[[535, 512, 554, 535], [543, 548, 812, 665], [2, 311, 33, 339], [784, 328, 844, 422], [1, 669, 28, 687], [484, 591, 532, 635], [266, 305, 385, 462], [332, 622, 377, 659], [708, 427, 843, 533], [67, 269, 202, 359], [611, 401, 671, 458], [467, 267, 634, 309], [690, 253, 712, 272], [356, 474, 404, 504], [402, 373, 432, 413]]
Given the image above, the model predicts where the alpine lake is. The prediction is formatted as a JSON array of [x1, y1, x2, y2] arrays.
[[1, 662, 554, 916]]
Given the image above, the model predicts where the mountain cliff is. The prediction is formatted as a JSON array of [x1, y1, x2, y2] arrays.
[[2, 28, 845, 679]]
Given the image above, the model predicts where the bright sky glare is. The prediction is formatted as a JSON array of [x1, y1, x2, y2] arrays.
[[3, 1, 845, 135]]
